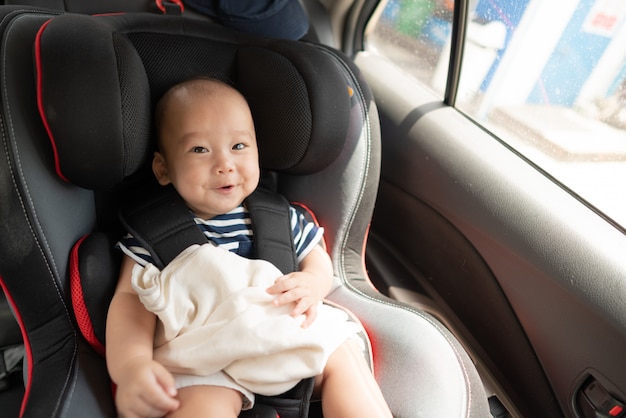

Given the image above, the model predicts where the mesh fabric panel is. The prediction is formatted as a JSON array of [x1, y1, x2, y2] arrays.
[[127, 32, 238, 102], [239, 46, 312, 170], [113, 33, 152, 176]]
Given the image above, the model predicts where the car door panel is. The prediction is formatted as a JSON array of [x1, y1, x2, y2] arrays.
[[357, 52, 626, 418]]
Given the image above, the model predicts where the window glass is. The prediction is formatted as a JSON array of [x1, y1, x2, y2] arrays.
[[367, 0, 454, 94], [366, 0, 626, 228]]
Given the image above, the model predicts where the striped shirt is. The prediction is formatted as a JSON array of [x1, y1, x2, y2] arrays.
[[117, 204, 324, 268]]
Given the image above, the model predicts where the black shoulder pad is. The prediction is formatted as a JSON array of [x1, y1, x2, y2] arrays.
[[119, 183, 207, 269], [246, 187, 298, 274]]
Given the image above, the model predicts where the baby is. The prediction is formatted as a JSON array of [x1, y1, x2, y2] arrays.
[[105, 77, 392, 418]]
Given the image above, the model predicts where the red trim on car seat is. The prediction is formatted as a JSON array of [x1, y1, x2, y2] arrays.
[[360, 224, 381, 292], [323, 299, 375, 373], [156, 0, 184, 14], [70, 235, 106, 356], [0, 276, 33, 418], [291, 202, 376, 369], [291, 201, 329, 251], [34, 19, 70, 184], [291, 202, 318, 224]]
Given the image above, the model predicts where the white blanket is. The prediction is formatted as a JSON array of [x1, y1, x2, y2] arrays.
[[131, 243, 358, 398]]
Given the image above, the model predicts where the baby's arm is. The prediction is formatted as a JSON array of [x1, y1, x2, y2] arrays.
[[266, 245, 334, 328], [106, 255, 180, 418]]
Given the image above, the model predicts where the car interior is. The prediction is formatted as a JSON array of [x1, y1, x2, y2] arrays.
[[2, 1, 626, 418], [0, 1, 491, 417]]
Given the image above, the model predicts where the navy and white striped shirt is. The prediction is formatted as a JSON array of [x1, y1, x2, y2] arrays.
[[118, 204, 324, 268]]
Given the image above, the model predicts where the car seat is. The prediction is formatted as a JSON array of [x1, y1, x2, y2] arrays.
[[0, 5, 490, 418]]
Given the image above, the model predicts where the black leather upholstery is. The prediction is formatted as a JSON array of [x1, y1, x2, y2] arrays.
[[0, 5, 490, 417]]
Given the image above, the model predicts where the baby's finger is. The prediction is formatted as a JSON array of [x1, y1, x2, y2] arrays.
[[266, 275, 294, 294], [273, 286, 308, 307], [154, 363, 178, 398], [300, 304, 318, 328], [131, 371, 179, 416], [132, 398, 170, 418], [120, 393, 170, 418], [138, 389, 179, 417]]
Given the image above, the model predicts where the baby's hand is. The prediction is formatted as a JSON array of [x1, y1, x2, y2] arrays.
[[114, 357, 179, 418], [266, 271, 323, 328]]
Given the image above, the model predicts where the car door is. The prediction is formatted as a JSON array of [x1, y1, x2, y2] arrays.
[[332, 0, 626, 417]]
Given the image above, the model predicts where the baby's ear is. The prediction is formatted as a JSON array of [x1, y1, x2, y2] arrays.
[[152, 151, 171, 186]]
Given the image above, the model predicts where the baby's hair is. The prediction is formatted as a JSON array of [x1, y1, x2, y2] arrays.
[[154, 76, 246, 151]]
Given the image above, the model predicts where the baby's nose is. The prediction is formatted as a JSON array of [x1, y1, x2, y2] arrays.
[[215, 153, 235, 173]]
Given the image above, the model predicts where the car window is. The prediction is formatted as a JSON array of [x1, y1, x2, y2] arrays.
[[366, 0, 626, 230]]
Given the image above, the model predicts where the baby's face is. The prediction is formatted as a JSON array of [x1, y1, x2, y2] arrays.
[[153, 85, 260, 220]]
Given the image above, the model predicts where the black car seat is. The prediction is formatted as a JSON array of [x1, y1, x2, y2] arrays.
[[0, 5, 490, 418]]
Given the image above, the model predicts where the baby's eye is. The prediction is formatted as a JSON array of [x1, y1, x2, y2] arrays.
[[232, 143, 246, 151], [192, 146, 208, 153]]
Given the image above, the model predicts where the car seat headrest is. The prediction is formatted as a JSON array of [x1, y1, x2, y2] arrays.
[[35, 14, 351, 190]]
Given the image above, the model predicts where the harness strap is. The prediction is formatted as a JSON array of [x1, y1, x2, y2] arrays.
[[247, 187, 298, 274], [119, 182, 298, 273], [119, 183, 205, 270]]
